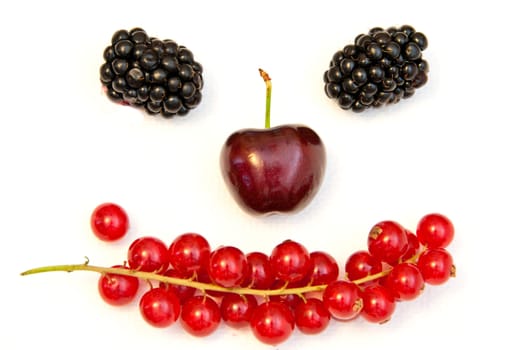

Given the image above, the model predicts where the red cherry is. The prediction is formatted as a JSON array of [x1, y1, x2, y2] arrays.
[[181, 296, 221, 337], [98, 265, 139, 306], [416, 213, 454, 249], [127, 236, 170, 273], [322, 280, 362, 320], [270, 240, 312, 284], [139, 287, 180, 328], [220, 70, 326, 216], [384, 262, 424, 300], [90, 203, 129, 241], [360, 284, 396, 323], [220, 293, 257, 328], [250, 301, 295, 345], [367, 220, 409, 265], [168, 233, 210, 276], [294, 298, 331, 335], [208, 246, 248, 288], [417, 248, 455, 285]]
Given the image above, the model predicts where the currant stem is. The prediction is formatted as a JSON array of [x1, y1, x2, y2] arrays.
[[20, 263, 393, 297], [258, 68, 272, 129]]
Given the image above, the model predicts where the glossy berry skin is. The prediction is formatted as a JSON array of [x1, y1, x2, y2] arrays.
[[220, 293, 257, 328], [159, 269, 196, 303], [128, 236, 170, 273], [244, 252, 275, 289], [295, 298, 331, 334], [417, 248, 455, 285], [181, 296, 221, 337], [168, 233, 210, 276], [139, 287, 180, 328], [345, 250, 382, 283], [416, 213, 454, 249], [309, 251, 339, 285], [250, 301, 295, 345], [220, 125, 326, 215], [384, 263, 424, 300], [98, 265, 139, 306], [322, 280, 363, 320], [270, 240, 312, 283], [208, 246, 248, 288], [90, 203, 129, 241], [360, 285, 396, 323], [368, 220, 409, 265], [401, 231, 421, 261]]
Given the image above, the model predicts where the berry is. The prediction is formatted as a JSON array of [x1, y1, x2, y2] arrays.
[[244, 252, 276, 289], [324, 25, 429, 112], [345, 250, 382, 283], [98, 265, 139, 306], [416, 213, 455, 249], [294, 298, 331, 334], [270, 240, 312, 284], [322, 280, 363, 320], [384, 262, 424, 300], [127, 236, 170, 273], [401, 230, 421, 261], [220, 293, 257, 328], [100, 28, 203, 117], [367, 220, 409, 265], [139, 287, 180, 328], [208, 246, 248, 288], [168, 233, 210, 276], [360, 284, 396, 323], [90, 203, 129, 241], [159, 269, 196, 303], [250, 301, 295, 345], [417, 248, 455, 285], [308, 251, 339, 286], [181, 296, 221, 337]]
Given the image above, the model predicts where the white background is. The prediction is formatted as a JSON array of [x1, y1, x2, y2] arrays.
[[1, 1, 525, 349]]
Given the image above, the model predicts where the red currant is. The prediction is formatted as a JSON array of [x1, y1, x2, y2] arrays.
[[250, 301, 295, 345], [90, 203, 129, 241], [139, 287, 180, 328], [269, 279, 304, 310], [309, 251, 339, 286], [322, 280, 362, 320], [159, 269, 196, 303], [294, 298, 331, 335], [98, 265, 139, 306], [401, 230, 421, 261], [417, 248, 455, 285], [270, 240, 312, 284], [416, 213, 454, 249], [220, 293, 257, 328], [384, 262, 424, 300], [244, 252, 275, 289], [345, 250, 382, 284], [128, 236, 170, 273], [360, 284, 396, 323], [168, 233, 210, 277], [208, 246, 248, 288], [368, 220, 408, 265], [181, 295, 221, 337]]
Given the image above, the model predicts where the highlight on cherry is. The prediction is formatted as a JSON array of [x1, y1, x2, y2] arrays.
[[21, 205, 456, 345]]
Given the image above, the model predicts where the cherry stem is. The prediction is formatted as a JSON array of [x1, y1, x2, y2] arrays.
[[20, 261, 397, 298], [259, 68, 272, 129]]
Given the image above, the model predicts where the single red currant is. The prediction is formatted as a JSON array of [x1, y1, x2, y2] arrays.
[[416, 213, 454, 249], [128, 236, 170, 273], [294, 298, 331, 335], [322, 280, 362, 320], [270, 240, 312, 284], [181, 296, 221, 337], [269, 279, 304, 310], [360, 284, 396, 323], [98, 265, 139, 306], [384, 262, 424, 300], [368, 220, 409, 265], [417, 248, 455, 285], [309, 251, 339, 285], [220, 293, 257, 328], [243, 252, 276, 289], [139, 287, 181, 328], [345, 250, 383, 284], [401, 230, 421, 261], [250, 301, 295, 345], [168, 233, 210, 276], [159, 269, 196, 303], [90, 202, 129, 241], [208, 246, 248, 288]]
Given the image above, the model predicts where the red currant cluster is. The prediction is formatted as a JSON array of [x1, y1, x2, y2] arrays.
[[24, 203, 455, 346]]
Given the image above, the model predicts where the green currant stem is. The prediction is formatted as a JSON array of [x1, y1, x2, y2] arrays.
[[259, 68, 272, 129], [20, 262, 395, 297]]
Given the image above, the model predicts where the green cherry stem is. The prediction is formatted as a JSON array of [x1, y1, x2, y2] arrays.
[[259, 68, 272, 129], [20, 261, 395, 297]]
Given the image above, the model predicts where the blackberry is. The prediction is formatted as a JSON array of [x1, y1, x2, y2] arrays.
[[323, 25, 429, 113], [100, 28, 204, 118]]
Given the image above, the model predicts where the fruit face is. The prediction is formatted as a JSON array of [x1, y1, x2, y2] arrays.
[[220, 124, 326, 215]]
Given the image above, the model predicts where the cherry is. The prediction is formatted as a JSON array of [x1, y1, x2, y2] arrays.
[[367, 220, 409, 265], [360, 284, 396, 323], [127, 236, 170, 273], [270, 239, 312, 284], [208, 246, 248, 288], [383, 262, 424, 300], [416, 213, 455, 249], [139, 287, 180, 328], [168, 233, 210, 276], [294, 298, 331, 334], [220, 69, 326, 216], [181, 296, 221, 337], [417, 248, 455, 285], [322, 280, 362, 320], [98, 265, 139, 306], [90, 202, 129, 241], [220, 293, 257, 328], [250, 301, 295, 345]]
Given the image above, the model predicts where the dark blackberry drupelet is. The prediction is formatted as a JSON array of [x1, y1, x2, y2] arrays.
[[323, 25, 429, 113], [100, 28, 204, 118]]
